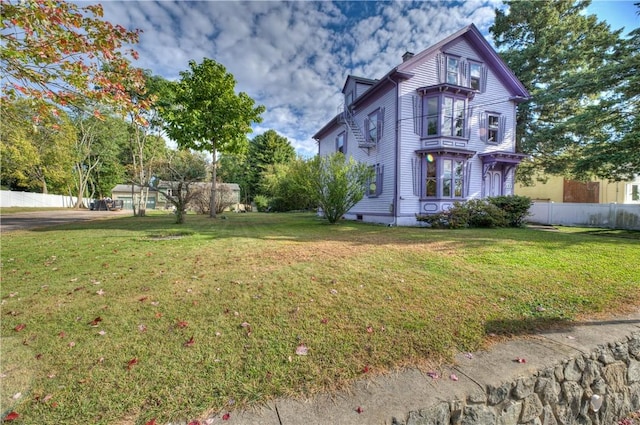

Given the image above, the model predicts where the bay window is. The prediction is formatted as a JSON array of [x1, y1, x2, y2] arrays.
[[422, 154, 468, 199], [422, 94, 467, 139]]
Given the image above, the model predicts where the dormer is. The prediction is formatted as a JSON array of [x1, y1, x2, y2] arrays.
[[342, 75, 378, 107]]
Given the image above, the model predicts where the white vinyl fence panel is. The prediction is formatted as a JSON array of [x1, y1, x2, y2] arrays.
[[0, 190, 88, 208], [528, 202, 640, 230]]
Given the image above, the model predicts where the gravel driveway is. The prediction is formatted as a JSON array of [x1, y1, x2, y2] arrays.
[[0, 209, 129, 233]]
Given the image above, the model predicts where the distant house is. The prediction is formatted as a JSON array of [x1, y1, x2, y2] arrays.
[[515, 175, 640, 204], [110, 184, 159, 210], [110, 182, 241, 211], [313, 24, 530, 226]]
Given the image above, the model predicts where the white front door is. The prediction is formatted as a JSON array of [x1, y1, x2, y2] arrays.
[[485, 171, 502, 197]]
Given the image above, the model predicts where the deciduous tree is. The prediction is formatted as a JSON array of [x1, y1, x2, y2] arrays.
[[154, 150, 208, 224], [304, 153, 373, 224], [162, 58, 265, 218], [1, 0, 145, 118], [491, 0, 638, 182], [0, 99, 75, 193]]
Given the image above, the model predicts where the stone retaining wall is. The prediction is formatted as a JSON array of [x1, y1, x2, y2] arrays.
[[402, 332, 640, 425]]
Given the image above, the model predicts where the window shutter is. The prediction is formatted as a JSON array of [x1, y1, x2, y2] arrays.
[[436, 54, 446, 84], [364, 116, 371, 143], [411, 157, 421, 196], [412, 95, 422, 136], [376, 164, 384, 196], [466, 106, 473, 139], [499, 115, 507, 143], [480, 113, 487, 143], [481, 66, 488, 93], [378, 107, 385, 141]]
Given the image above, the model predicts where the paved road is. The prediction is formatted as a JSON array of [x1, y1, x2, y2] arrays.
[[0, 209, 129, 233]]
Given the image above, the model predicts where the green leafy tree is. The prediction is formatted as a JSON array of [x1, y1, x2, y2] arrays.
[[249, 130, 295, 197], [1, 99, 75, 193], [261, 158, 315, 211], [490, 0, 637, 182], [218, 152, 251, 205], [1, 0, 145, 118], [154, 150, 208, 224], [304, 153, 373, 224], [162, 58, 265, 218]]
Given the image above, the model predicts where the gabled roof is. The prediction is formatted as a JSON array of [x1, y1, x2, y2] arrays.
[[313, 24, 530, 141], [341, 75, 378, 94], [398, 24, 529, 100]]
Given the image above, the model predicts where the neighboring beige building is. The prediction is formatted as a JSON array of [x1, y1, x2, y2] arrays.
[[515, 175, 640, 204], [110, 182, 241, 211]]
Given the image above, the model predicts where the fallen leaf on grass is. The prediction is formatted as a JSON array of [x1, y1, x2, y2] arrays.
[[145, 419, 157, 425], [4, 411, 19, 421], [177, 320, 188, 329], [42, 394, 53, 403], [88, 317, 102, 327], [295, 344, 308, 355], [427, 371, 439, 379], [222, 413, 230, 420], [138, 324, 147, 332], [58, 332, 65, 338], [366, 326, 374, 333], [184, 336, 195, 347], [14, 323, 26, 332], [320, 318, 328, 324], [514, 357, 526, 363], [464, 352, 473, 359], [187, 421, 199, 425], [355, 406, 363, 414], [450, 374, 459, 381], [139, 296, 148, 302], [98, 330, 106, 336], [68, 341, 75, 347], [127, 358, 138, 370], [11, 393, 21, 400], [96, 289, 105, 296], [362, 365, 370, 374]]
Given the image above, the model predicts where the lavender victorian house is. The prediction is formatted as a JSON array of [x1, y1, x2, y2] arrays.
[[312, 24, 530, 226]]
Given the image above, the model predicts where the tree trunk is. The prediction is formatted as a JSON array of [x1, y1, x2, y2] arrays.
[[209, 139, 217, 218]]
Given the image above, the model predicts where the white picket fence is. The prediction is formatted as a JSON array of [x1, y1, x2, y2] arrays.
[[0, 190, 89, 208], [528, 202, 640, 230]]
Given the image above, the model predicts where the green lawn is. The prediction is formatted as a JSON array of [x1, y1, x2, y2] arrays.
[[2, 213, 639, 424]]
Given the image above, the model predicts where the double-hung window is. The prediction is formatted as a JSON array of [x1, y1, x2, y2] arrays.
[[446, 56, 459, 85], [487, 114, 499, 143], [469, 62, 482, 91], [368, 111, 378, 144], [481, 112, 504, 144], [336, 132, 345, 153], [366, 164, 384, 197]]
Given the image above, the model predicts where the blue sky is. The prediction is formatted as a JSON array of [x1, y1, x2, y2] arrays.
[[101, 1, 639, 158]]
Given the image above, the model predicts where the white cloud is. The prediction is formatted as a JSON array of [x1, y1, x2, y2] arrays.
[[101, 1, 502, 156]]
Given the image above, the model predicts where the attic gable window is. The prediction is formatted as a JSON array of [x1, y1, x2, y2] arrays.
[[446, 56, 460, 85], [469, 62, 482, 91]]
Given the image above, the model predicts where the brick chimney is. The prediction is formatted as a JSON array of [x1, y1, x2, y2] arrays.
[[402, 51, 414, 62]]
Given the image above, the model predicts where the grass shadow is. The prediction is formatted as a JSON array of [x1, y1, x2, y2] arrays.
[[485, 316, 576, 337]]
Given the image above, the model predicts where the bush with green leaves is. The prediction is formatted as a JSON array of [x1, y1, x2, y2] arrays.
[[487, 195, 532, 227], [253, 194, 270, 212], [416, 195, 531, 229]]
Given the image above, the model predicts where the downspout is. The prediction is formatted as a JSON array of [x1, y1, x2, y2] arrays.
[[387, 73, 399, 226]]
